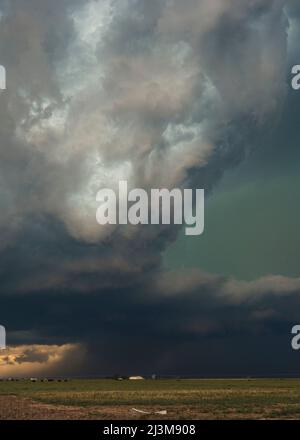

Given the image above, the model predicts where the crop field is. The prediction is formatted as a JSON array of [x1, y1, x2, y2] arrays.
[[0, 378, 300, 419]]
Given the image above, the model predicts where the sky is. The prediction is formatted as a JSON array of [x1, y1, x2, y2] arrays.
[[165, 89, 300, 280], [1, 0, 300, 377]]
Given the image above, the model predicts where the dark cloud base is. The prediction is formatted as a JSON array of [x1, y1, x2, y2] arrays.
[[2, 265, 300, 376]]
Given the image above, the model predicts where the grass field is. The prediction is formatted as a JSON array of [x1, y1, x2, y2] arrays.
[[0, 378, 300, 419]]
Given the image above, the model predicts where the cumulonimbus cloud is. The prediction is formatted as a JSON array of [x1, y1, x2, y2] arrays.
[[0, 0, 289, 245], [0, 0, 298, 375]]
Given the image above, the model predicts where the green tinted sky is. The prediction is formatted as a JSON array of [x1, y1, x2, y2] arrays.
[[165, 94, 300, 280]]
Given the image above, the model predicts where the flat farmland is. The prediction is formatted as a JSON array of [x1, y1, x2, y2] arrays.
[[0, 379, 300, 419]]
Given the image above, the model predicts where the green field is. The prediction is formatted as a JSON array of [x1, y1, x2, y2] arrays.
[[1, 379, 300, 419]]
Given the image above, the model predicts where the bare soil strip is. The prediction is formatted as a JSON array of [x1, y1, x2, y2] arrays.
[[0, 395, 299, 420]]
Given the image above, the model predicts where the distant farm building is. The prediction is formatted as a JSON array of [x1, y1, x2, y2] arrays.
[[129, 376, 144, 380]]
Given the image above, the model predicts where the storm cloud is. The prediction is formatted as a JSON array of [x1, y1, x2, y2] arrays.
[[0, 0, 299, 376]]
